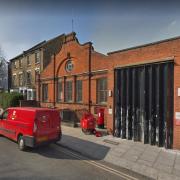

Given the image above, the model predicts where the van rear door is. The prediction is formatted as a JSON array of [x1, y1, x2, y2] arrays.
[[35, 110, 59, 142]]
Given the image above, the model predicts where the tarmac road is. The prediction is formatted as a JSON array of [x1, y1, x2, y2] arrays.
[[0, 136, 149, 180]]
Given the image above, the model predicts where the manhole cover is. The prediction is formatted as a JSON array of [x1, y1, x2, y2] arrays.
[[103, 139, 119, 145]]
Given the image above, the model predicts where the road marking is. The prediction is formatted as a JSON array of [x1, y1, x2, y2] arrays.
[[54, 144, 139, 180]]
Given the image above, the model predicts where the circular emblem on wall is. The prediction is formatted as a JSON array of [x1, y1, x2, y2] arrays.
[[65, 60, 74, 72]]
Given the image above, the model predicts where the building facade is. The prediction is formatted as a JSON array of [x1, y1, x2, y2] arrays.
[[9, 34, 65, 100], [37, 32, 108, 124], [38, 32, 180, 150], [0, 57, 8, 91]]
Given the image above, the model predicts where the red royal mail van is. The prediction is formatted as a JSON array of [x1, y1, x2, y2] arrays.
[[0, 107, 62, 151]]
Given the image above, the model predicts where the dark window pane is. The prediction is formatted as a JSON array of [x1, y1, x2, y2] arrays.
[[35, 51, 40, 63], [57, 81, 63, 102], [65, 81, 72, 102], [76, 80, 82, 102], [42, 84, 48, 102], [97, 78, 107, 104], [27, 72, 31, 84]]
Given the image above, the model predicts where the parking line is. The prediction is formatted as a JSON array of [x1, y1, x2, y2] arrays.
[[54, 144, 139, 180]]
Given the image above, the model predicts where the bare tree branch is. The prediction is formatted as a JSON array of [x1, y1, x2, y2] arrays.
[[0, 46, 5, 60]]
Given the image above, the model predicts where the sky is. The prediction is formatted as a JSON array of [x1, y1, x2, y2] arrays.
[[0, 0, 180, 60]]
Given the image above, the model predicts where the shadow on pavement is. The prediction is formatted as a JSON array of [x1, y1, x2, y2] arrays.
[[58, 134, 110, 160], [27, 134, 110, 160]]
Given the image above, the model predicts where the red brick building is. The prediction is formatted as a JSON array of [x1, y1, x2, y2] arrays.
[[37, 32, 180, 150]]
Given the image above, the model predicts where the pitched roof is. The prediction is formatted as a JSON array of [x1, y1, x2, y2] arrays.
[[9, 33, 65, 61], [9, 41, 46, 61]]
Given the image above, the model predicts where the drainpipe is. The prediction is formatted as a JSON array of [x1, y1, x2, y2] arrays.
[[53, 54, 56, 107], [38, 74, 41, 107], [88, 43, 92, 113]]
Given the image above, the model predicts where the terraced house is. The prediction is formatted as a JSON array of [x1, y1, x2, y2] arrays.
[[9, 34, 65, 100]]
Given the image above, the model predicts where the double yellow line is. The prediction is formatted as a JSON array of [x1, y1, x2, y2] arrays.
[[54, 144, 139, 180]]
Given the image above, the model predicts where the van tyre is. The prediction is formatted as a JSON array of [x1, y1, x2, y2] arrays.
[[18, 136, 26, 151]]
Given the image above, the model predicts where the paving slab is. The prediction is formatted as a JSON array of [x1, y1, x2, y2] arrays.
[[137, 159, 154, 167], [59, 126, 180, 180], [157, 172, 180, 180], [132, 164, 158, 179]]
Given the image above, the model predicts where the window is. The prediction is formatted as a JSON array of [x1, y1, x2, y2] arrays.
[[2, 110, 8, 120], [19, 59, 22, 68], [27, 56, 30, 65], [65, 81, 72, 102], [65, 60, 74, 72], [19, 73, 23, 86], [97, 78, 107, 104], [42, 84, 48, 102], [76, 80, 82, 102], [57, 81, 63, 102], [26, 71, 31, 84], [27, 91, 32, 100], [35, 69, 40, 82], [35, 51, 40, 64], [13, 61, 17, 69], [13, 75, 16, 86], [33, 91, 36, 100]]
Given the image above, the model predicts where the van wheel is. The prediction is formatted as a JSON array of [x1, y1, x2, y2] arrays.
[[18, 136, 26, 151]]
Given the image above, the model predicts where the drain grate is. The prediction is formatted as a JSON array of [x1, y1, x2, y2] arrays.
[[103, 139, 119, 145]]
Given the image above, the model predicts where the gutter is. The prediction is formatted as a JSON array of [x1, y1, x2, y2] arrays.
[[88, 43, 92, 112]]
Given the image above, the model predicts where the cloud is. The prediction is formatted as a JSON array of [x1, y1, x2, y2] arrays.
[[170, 20, 177, 26]]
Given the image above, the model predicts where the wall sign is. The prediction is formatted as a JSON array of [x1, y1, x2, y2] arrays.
[[178, 88, 180, 97], [176, 112, 180, 125], [108, 108, 112, 115]]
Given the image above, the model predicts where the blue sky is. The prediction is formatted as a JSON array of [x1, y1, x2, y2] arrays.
[[0, 0, 180, 60]]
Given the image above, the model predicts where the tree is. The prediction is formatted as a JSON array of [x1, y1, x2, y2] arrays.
[[0, 46, 8, 92], [0, 46, 5, 59], [0, 46, 6, 71]]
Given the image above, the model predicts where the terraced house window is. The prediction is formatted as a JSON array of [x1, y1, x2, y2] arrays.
[[57, 81, 63, 102], [35, 69, 40, 82], [76, 80, 82, 102], [35, 51, 40, 63], [65, 81, 72, 102], [27, 56, 30, 65], [97, 78, 107, 104], [19, 59, 22, 68], [26, 71, 31, 84], [13, 61, 17, 69], [13, 75, 16, 86], [42, 84, 48, 102], [19, 73, 23, 86]]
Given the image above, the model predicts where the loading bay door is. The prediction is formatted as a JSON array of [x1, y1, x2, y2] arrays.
[[114, 61, 174, 148]]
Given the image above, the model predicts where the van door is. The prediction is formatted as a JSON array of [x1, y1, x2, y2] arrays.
[[0, 110, 9, 137], [5, 109, 17, 140], [36, 111, 51, 141], [36, 110, 59, 142]]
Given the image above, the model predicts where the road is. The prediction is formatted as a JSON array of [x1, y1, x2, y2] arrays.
[[0, 136, 149, 180]]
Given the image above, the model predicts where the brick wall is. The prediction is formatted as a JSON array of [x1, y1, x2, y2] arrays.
[[108, 38, 180, 149], [39, 33, 180, 149], [38, 33, 108, 125]]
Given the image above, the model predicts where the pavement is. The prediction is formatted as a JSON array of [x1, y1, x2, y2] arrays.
[[58, 125, 180, 180]]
